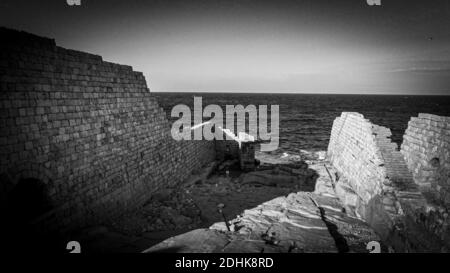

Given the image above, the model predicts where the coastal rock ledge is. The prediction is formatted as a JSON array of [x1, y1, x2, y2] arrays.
[[144, 159, 380, 253], [146, 112, 450, 253]]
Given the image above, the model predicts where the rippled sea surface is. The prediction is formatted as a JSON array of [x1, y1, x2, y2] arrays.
[[152, 92, 450, 155]]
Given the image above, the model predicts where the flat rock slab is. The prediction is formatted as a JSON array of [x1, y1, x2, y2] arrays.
[[144, 190, 380, 253], [230, 193, 338, 253], [311, 194, 381, 252], [143, 229, 231, 253]]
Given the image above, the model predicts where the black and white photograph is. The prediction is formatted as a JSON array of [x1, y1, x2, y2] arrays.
[[0, 0, 450, 262]]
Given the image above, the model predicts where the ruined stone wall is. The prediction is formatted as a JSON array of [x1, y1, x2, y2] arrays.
[[0, 28, 215, 231], [401, 113, 450, 205], [327, 112, 388, 216], [215, 140, 239, 162], [327, 112, 450, 252]]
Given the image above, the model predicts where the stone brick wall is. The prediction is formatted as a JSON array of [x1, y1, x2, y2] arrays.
[[238, 142, 256, 171], [327, 112, 388, 216], [401, 113, 450, 205], [215, 140, 240, 162], [327, 112, 450, 252], [0, 27, 215, 231]]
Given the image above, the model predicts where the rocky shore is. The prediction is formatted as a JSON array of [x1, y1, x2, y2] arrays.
[[68, 112, 450, 253], [71, 150, 381, 253], [142, 151, 381, 253]]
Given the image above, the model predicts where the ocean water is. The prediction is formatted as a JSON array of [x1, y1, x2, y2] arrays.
[[152, 92, 450, 155]]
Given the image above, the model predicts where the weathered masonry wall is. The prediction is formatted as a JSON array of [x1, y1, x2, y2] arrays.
[[401, 114, 450, 205], [327, 112, 388, 218], [327, 112, 450, 252], [0, 28, 215, 231], [215, 140, 240, 162]]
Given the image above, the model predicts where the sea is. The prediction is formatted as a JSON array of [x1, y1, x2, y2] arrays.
[[152, 92, 450, 156]]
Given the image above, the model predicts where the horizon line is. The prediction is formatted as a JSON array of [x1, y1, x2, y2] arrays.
[[149, 90, 450, 96]]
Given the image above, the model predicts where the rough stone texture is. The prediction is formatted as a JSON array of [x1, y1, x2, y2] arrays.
[[327, 112, 405, 220], [401, 113, 450, 205], [0, 27, 215, 231], [213, 128, 257, 171], [238, 141, 257, 171], [327, 112, 449, 252], [215, 140, 239, 162], [144, 180, 380, 253], [143, 154, 381, 253]]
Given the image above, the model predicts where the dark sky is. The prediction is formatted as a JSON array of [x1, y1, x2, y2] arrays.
[[1, 0, 449, 94]]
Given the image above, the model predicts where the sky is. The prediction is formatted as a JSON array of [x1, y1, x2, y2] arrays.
[[1, 0, 449, 95]]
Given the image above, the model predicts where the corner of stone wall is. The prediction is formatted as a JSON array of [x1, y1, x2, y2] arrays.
[[398, 113, 450, 251], [0, 27, 217, 232], [401, 113, 450, 204]]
